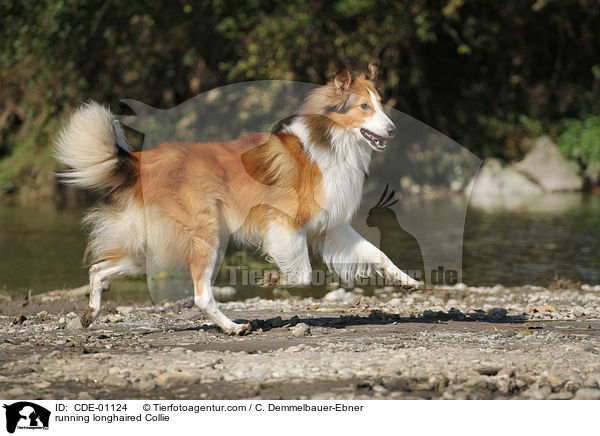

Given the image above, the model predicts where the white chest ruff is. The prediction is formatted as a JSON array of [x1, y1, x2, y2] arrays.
[[286, 118, 371, 232], [317, 162, 365, 228]]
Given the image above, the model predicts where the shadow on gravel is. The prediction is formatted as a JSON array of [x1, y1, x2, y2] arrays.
[[150, 308, 528, 335], [244, 309, 529, 332]]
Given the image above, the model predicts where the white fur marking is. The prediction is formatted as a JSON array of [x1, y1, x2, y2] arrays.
[[194, 247, 249, 334], [263, 223, 312, 285], [360, 89, 394, 138], [317, 223, 420, 286], [286, 118, 369, 229], [88, 258, 142, 320], [53, 101, 125, 189]]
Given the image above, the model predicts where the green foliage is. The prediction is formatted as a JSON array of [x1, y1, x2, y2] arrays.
[[1, 0, 600, 200], [558, 115, 600, 179]]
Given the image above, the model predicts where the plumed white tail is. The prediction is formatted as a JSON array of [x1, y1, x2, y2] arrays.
[[53, 101, 130, 190]]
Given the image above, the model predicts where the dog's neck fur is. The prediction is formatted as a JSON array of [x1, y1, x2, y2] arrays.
[[283, 116, 372, 229]]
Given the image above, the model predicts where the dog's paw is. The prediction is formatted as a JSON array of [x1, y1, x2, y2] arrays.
[[402, 277, 424, 288], [385, 268, 423, 290], [259, 271, 311, 287], [404, 280, 425, 292], [258, 271, 281, 287], [80, 307, 96, 329], [223, 322, 252, 336]]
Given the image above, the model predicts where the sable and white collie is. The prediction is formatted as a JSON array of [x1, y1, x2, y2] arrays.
[[54, 64, 421, 335]]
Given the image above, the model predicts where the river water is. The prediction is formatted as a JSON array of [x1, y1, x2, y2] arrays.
[[0, 193, 598, 299]]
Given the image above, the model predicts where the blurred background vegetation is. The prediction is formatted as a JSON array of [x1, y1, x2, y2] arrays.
[[1, 0, 599, 204]]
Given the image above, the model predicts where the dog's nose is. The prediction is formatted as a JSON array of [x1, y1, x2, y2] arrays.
[[387, 125, 397, 138]]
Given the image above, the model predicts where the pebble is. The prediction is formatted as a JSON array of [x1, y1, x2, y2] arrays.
[[323, 288, 346, 302], [387, 298, 403, 307], [5, 387, 26, 398], [213, 286, 237, 300], [4, 283, 600, 400], [154, 372, 198, 388], [523, 385, 552, 400], [33, 381, 51, 389], [477, 366, 501, 376], [66, 317, 82, 329], [372, 384, 388, 393], [77, 391, 94, 400], [548, 391, 573, 400], [132, 378, 156, 392], [246, 369, 272, 379], [107, 314, 123, 323], [116, 306, 134, 315], [574, 388, 600, 400], [583, 377, 599, 389], [290, 323, 311, 337], [90, 352, 111, 360], [103, 374, 128, 387]]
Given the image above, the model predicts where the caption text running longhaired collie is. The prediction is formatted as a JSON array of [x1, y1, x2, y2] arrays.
[[54, 63, 422, 335]]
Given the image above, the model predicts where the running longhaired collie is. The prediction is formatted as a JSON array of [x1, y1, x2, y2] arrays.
[[54, 64, 421, 335]]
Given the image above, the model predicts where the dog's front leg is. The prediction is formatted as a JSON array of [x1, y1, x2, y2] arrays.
[[263, 224, 312, 286], [318, 223, 421, 287]]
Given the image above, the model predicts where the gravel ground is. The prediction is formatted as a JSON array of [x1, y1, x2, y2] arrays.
[[1, 282, 600, 400]]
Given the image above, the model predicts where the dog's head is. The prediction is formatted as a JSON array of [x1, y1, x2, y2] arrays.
[[299, 62, 397, 152]]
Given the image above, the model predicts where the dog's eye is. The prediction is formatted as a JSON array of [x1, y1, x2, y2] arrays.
[[360, 103, 370, 110]]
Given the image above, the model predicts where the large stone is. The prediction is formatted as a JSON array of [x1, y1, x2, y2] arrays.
[[513, 136, 583, 192], [467, 137, 583, 201], [468, 158, 543, 198]]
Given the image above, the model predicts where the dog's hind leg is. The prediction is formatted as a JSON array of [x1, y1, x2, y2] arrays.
[[189, 241, 251, 335], [81, 258, 143, 328]]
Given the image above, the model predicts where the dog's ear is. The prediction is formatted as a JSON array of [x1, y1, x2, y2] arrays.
[[334, 66, 351, 94], [368, 61, 378, 81]]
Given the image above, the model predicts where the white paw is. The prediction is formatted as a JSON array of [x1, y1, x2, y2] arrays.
[[386, 267, 422, 288], [403, 277, 422, 288], [222, 322, 252, 336], [260, 270, 312, 287]]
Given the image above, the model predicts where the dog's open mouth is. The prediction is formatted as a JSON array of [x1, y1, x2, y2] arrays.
[[360, 128, 388, 151]]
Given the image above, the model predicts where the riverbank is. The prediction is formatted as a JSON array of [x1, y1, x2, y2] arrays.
[[1, 283, 600, 400]]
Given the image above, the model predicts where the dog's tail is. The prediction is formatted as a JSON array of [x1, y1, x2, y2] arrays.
[[53, 101, 136, 190]]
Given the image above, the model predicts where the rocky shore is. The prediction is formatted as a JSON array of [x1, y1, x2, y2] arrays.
[[1, 282, 600, 400]]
